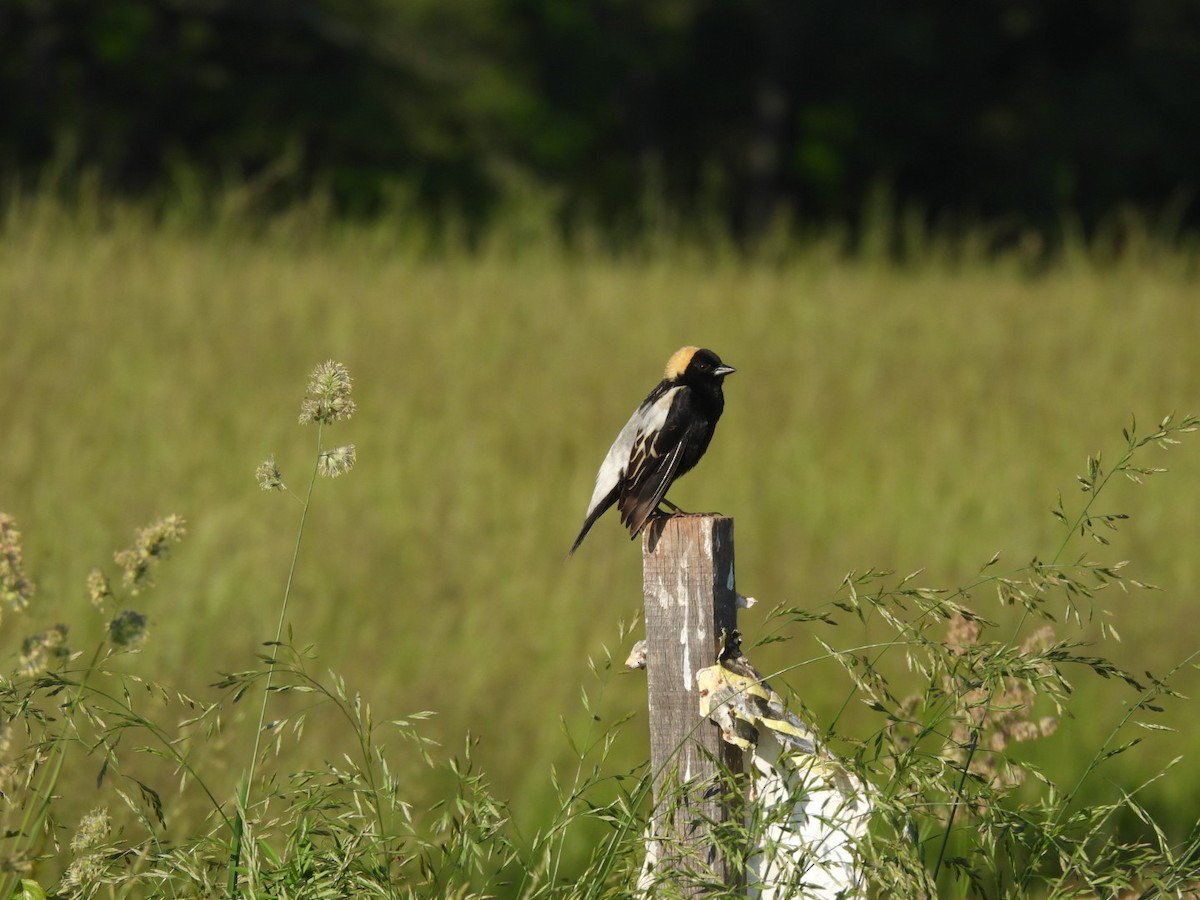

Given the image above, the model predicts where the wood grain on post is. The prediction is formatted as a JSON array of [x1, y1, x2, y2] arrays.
[[642, 514, 741, 893]]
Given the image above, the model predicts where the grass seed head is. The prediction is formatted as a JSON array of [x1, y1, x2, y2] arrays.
[[114, 514, 187, 595], [108, 610, 149, 647], [299, 360, 356, 425], [87, 567, 113, 609], [256, 455, 286, 491], [19, 624, 70, 676], [69, 808, 112, 854], [317, 444, 357, 478], [0, 513, 35, 615]]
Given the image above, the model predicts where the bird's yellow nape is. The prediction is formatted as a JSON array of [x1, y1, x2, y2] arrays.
[[664, 346, 700, 380]]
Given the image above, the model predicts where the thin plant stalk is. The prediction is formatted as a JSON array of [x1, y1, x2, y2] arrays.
[[931, 728, 978, 883], [227, 426, 323, 897]]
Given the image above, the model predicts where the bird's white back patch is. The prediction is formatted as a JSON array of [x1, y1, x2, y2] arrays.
[[584, 387, 678, 516]]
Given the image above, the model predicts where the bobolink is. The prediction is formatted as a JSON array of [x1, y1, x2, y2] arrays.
[[570, 346, 735, 554]]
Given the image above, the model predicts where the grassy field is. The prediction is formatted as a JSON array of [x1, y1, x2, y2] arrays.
[[3, 192, 1200, 893]]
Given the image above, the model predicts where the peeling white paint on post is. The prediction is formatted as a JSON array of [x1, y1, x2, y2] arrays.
[[680, 624, 693, 690], [642, 515, 740, 894]]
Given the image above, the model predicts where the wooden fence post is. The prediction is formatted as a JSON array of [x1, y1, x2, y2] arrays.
[[642, 515, 741, 894]]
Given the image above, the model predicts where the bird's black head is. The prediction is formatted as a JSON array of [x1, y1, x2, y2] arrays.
[[665, 346, 736, 386]]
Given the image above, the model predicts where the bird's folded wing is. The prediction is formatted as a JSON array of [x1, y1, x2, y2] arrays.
[[618, 432, 686, 537]]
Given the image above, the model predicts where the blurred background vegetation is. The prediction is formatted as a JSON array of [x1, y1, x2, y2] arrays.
[[3, 0, 1200, 239]]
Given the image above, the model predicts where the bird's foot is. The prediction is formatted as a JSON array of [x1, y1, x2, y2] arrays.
[[657, 500, 722, 518]]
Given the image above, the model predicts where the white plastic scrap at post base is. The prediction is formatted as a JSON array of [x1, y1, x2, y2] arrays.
[[637, 736, 871, 900], [743, 736, 871, 900], [699, 648, 871, 899]]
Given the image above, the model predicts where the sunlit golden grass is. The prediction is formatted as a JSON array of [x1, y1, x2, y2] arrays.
[[3, 192, 1200, 889]]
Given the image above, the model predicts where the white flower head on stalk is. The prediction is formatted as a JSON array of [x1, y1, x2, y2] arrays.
[[0, 513, 35, 618], [318, 444, 357, 478], [113, 515, 187, 595], [256, 455, 286, 492], [299, 360, 356, 425]]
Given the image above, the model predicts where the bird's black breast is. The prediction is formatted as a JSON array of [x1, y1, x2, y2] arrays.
[[656, 383, 724, 477]]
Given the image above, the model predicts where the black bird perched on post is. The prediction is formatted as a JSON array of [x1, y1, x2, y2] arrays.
[[570, 346, 735, 554]]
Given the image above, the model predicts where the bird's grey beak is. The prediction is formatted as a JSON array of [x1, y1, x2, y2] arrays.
[[715, 364, 736, 377]]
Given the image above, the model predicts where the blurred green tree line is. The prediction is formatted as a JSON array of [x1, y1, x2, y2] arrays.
[[3, 0, 1199, 235]]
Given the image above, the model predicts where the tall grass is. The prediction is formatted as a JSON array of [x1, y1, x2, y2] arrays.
[[2, 187, 1199, 894]]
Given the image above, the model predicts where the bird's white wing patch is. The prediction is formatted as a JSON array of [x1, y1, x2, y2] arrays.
[[585, 388, 677, 517]]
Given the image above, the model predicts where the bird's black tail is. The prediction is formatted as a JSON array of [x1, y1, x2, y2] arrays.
[[569, 510, 602, 555], [568, 488, 618, 555]]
